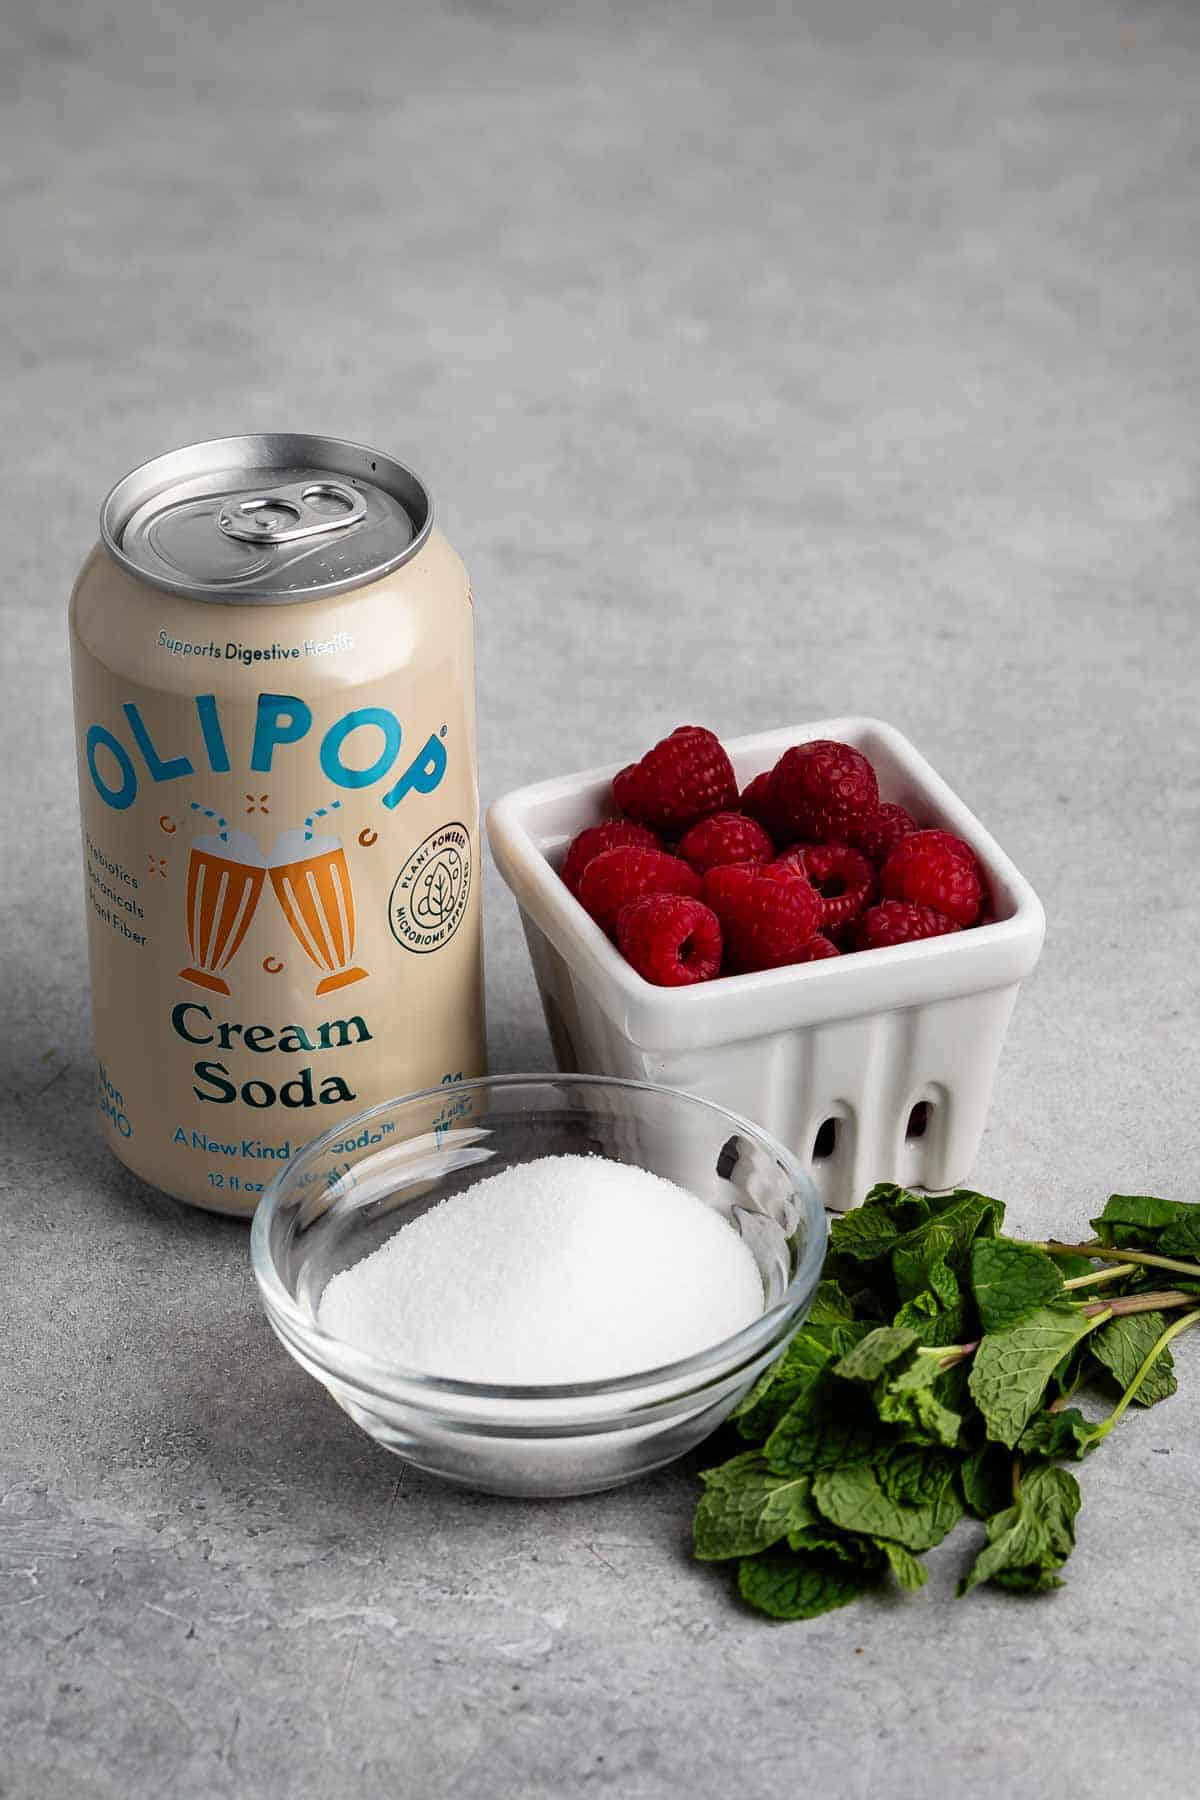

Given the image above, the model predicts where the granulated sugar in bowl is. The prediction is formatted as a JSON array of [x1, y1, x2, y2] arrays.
[[319, 1155, 765, 1383], [251, 1075, 827, 1497]]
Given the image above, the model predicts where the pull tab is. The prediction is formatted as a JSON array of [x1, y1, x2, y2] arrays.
[[217, 479, 367, 546]]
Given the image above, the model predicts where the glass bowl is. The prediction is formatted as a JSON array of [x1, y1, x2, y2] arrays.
[[250, 1074, 827, 1498]]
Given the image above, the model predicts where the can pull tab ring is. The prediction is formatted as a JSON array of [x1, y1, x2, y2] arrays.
[[217, 479, 367, 545]]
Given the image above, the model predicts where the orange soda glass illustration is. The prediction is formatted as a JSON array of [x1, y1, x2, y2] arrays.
[[267, 828, 367, 996], [179, 828, 267, 995]]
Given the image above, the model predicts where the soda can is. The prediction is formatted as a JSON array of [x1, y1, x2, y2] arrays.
[[70, 434, 485, 1214]]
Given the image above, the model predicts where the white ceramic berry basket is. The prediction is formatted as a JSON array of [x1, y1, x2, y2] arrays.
[[486, 719, 1045, 1212]]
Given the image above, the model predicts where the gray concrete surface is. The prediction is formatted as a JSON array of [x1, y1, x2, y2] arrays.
[[4, 0, 1200, 1794]]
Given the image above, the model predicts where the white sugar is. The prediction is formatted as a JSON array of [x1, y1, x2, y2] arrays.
[[318, 1154, 764, 1384]]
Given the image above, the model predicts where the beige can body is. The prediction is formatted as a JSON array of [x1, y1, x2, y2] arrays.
[[70, 531, 485, 1214]]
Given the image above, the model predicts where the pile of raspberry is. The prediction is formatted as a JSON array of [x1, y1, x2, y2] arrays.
[[559, 727, 987, 988]]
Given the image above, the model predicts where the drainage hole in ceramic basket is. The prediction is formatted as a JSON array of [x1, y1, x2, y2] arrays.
[[905, 1101, 931, 1140], [812, 1118, 839, 1160]]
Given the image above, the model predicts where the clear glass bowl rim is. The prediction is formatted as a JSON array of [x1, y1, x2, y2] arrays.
[[250, 1072, 828, 1407]]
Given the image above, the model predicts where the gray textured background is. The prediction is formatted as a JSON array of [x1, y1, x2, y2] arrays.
[[4, 1, 1199, 1795]]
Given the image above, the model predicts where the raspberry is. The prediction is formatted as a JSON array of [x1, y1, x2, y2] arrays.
[[677, 811, 775, 874], [739, 771, 772, 820], [577, 845, 702, 936], [855, 901, 961, 950], [616, 893, 723, 987], [797, 933, 841, 961], [778, 842, 875, 936], [768, 740, 878, 842], [561, 819, 661, 896], [905, 827, 976, 864], [612, 726, 738, 831], [768, 845, 817, 881], [739, 771, 788, 840], [848, 802, 919, 865], [702, 864, 822, 973], [880, 830, 982, 927]]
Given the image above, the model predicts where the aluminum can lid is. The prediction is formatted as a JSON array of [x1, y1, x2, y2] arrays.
[[100, 433, 431, 605]]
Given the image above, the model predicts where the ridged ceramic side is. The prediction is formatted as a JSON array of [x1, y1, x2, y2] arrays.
[[487, 719, 1045, 1211]]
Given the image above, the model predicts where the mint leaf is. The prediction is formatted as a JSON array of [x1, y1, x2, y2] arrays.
[[834, 1326, 919, 1383], [1093, 1194, 1191, 1229], [765, 1379, 887, 1476], [693, 1453, 817, 1560], [958, 1463, 1081, 1596], [860, 1181, 916, 1209], [1124, 1266, 1200, 1299], [927, 1260, 961, 1311], [1017, 1407, 1093, 1459], [960, 1442, 1012, 1519], [892, 1195, 1007, 1281], [833, 1186, 1001, 1281], [1090, 1194, 1193, 1246], [991, 1564, 1066, 1594], [880, 1540, 928, 1591], [968, 1307, 1100, 1448], [877, 1445, 957, 1509], [808, 1280, 855, 1323], [892, 1224, 958, 1305], [733, 1331, 835, 1441], [1095, 1224, 1160, 1251], [860, 1183, 936, 1227], [897, 1188, 1004, 1262], [828, 1184, 961, 1271], [785, 1527, 885, 1570], [812, 1458, 963, 1552], [875, 1356, 962, 1449], [1158, 1214, 1200, 1258], [737, 1547, 871, 1621], [1092, 1312, 1178, 1408], [969, 1237, 1067, 1333], [828, 1205, 909, 1264], [734, 1320, 874, 1440], [921, 1185, 1005, 1223], [893, 1289, 971, 1348], [827, 1188, 1002, 1326], [696, 1180, 1195, 1628]]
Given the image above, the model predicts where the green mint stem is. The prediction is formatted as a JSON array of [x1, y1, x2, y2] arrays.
[[1061, 1264, 1136, 1291], [1080, 1290, 1197, 1319], [914, 1340, 980, 1365], [1085, 1307, 1200, 1448], [1038, 1242, 1200, 1280]]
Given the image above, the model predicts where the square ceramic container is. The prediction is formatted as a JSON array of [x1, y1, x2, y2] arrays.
[[486, 719, 1045, 1211]]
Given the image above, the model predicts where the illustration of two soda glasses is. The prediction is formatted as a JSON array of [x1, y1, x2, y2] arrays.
[[179, 827, 365, 998]]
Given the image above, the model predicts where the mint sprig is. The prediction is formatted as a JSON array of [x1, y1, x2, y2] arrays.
[[695, 1183, 1200, 1621]]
